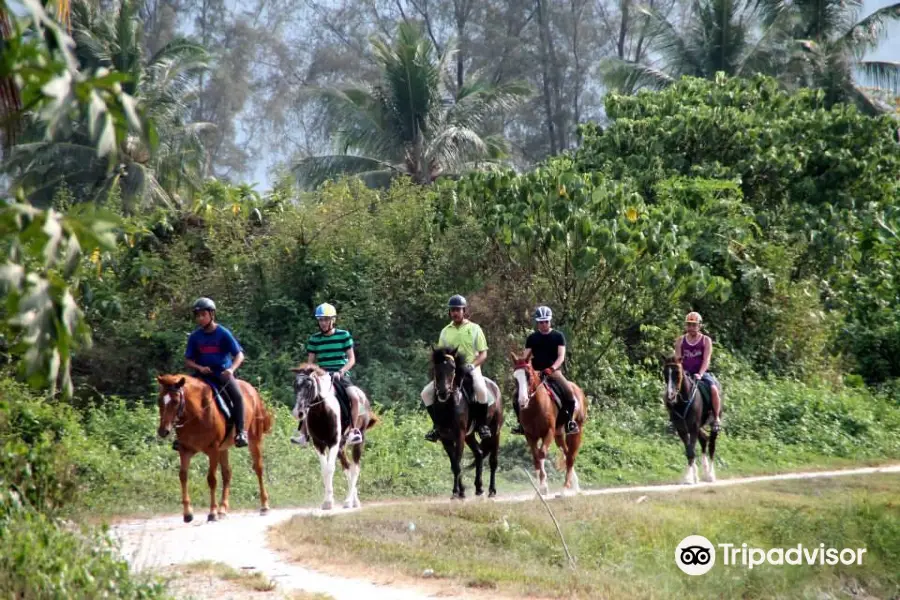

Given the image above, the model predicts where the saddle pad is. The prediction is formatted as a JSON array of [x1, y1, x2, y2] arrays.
[[543, 380, 579, 413], [202, 378, 232, 422]]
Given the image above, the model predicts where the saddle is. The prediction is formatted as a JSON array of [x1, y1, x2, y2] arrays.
[[200, 376, 236, 438], [543, 378, 566, 409]]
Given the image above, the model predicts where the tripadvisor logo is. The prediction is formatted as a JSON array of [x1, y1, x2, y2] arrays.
[[675, 536, 868, 575]]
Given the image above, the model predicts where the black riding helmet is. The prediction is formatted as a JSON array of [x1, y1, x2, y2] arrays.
[[192, 297, 216, 313], [447, 294, 467, 308]]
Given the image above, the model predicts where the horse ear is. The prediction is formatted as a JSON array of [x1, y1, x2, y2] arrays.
[[176, 377, 186, 388], [509, 351, 518, 362], [156, 374, 164, 384]]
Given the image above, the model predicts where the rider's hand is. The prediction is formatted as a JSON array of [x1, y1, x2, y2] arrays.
[[332, 371, 342, 381], [543, 368, 555, 377], [694, 373, 702, 380], [222, 368, 234, 379], [464, 364, 475, 373], [199, 366, 212, 375]]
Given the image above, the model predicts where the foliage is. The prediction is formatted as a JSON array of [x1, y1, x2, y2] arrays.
[[293, 21, 530, 189]]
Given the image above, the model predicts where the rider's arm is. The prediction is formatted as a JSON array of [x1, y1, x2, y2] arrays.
[[550, 345, 566, 372], [472, 349, 487, 368], [699, 336, 712, 376], [522, 348, 533, 361], [229, 351, 245, 373], [340, 347, 356, 375], [185, 358, 206, 371]]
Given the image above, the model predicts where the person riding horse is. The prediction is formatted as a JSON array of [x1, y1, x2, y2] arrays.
[[183, 297, 249, 448], [291, 303, 365, 447], [675, 311, 722, 433], [511, 306, 580, 436], [421, 294, 492, 441]]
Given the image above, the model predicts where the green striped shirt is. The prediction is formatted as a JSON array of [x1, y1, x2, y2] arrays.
[[306, 329, 354, 372]]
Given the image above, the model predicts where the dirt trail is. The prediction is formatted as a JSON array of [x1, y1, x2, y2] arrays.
[[112, 462, 900, 599]]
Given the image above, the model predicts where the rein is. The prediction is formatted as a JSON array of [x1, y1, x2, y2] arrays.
[[666, 365, 698, 422], [434, 354, 461, 404]]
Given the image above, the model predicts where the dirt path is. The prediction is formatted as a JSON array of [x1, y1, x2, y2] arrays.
[[112, 462, 900, 599]]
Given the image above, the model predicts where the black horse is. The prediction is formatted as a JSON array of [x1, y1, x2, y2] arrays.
[[662, 357, 720, 484], [429, 346, 503, 499]]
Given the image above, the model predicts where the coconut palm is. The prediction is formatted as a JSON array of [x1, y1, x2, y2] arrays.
[[293, 22, 531, 189], [762, 0, 900, 113], [600, 0, 787, 93], [4, 0, 210, 212]]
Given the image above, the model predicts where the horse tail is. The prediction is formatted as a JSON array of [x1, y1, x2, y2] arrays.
[[262, 406, 274, 434], [365, 411, 379, 430]]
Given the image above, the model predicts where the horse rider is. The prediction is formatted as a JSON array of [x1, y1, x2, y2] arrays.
[[291, 303, 364, 446], [511, 306, 580, 435], [421, 294, 492, 441], [674, 311, 722, 433], [184, 297, 249, 448]]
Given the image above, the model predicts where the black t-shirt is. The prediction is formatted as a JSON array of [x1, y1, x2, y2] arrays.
[[526, 329, 566, 371]]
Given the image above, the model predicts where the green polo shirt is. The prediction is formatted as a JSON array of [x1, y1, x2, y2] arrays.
[[438, 321, 488, 363]]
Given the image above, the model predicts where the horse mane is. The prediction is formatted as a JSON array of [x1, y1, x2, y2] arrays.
[[157, 374, 187, 387], [430, 345, 467, 380], [290, 362, 326, 377]]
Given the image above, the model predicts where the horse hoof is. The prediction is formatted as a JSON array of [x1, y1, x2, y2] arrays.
[[343, 500, 354, 509], [207, 513, 217, 522], [488, 490, 497, 498], [260, 507, 269, 516], [353, 499, 361, 509], [184, 514, 194, 523], [217, 511, 227, 519], [321, 500, 333, 510]]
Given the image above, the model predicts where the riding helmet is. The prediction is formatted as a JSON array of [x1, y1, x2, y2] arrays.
[[533, 306, 553, 322], [685, 311, 703, 324], [192, 297, 216, 312], [447, 294, 468, 308], [315, 303, 337, 318]]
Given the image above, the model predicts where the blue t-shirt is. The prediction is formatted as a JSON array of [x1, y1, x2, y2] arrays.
[[185, 325, 243, 373]]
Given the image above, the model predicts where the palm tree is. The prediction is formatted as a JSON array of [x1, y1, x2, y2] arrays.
[[293, 22, 531, 189], [4, 0, 210, 213], [601, 0, 786, 92], [762, 0, 900, 113]]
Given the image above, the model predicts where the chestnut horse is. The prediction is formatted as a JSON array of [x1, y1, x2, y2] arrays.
[[429, 346, 503, 500], [510, 352, 587, 496], [156, 374, 273, 522], [662, 357, 719, 484], [290, 363, 379, 510]]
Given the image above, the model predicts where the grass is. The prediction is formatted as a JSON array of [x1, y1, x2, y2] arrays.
[[178, 561, 276, 592], [269, 472, 900, 600]]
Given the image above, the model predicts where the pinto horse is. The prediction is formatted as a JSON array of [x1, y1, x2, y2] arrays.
[[290, 364, 379, 510], [662, 357, 719, 484], [429, 346, 503, 500], [156, 374, 273, 522], [510, 352, 587, 496]]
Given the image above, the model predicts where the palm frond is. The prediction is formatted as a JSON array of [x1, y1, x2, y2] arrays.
[[856, 60, 900, 96], [292, 153, 399, 190], [599, 57, 675, 93], [838, 3, 900, 57]]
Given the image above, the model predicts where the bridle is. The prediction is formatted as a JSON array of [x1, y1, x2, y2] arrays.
[[434, 354, 460, 404]]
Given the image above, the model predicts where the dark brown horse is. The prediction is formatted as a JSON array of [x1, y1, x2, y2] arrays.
[[662, 357, 719, 484], [290, 363, 379, 510], [429, 346, 503, 499], [156, 374, 273, 522], [510, 352, 587, 496]]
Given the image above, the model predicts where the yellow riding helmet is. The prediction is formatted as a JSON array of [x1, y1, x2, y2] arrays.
[[315, 303, 337, 318], [685, 311, 703, 324]]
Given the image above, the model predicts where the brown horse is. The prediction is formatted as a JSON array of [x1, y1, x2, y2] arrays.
[[662, 357, 719, 484], [510, 352, 587, 496], [290, 363, 379, 510], [156, 374, 274, 522]]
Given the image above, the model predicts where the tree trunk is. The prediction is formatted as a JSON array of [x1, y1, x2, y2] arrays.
[[535, 0, 559, 154]]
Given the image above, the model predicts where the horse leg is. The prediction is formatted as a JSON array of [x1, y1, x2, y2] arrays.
[[440, 438, 459, 498], [249, 438, 269, 514], [319, 444, 339, 510], [465, 434, 484, 496], [338, 447, 356, 509], [217, 450, 231, 518], [706, 428, 718, 482], [698, 429, 714, 482], [487, 435, 499, 498], [178, 450, 195, 523], [564, 430, 584, 494], [455, 429, 467, 499], [205, 451, 220, 521], [344, 444, 362, 508], [683, 428, 699, 485]]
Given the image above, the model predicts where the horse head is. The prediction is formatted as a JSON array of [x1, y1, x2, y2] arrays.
[[662, 357, 685, 408], [430, 345, 462, 403], [156, 374, 187, 438], [290, 363, 333, 419], [510, 351, 539, 410]]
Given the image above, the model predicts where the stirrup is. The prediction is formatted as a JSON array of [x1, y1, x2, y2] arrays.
[[290, 432, 308, 446], [565, 420, 579, 434], [478, 425, 492, 439], [424, 428, 440, 442], [711, 418, 721, 433], [234, 431, 249, 448], [346, 428, 363, 445]]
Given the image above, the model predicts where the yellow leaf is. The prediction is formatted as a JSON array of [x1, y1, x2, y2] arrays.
[[625, 207, 639, 222], [559, 185, 567, 197], [232, 203, 241, 215]]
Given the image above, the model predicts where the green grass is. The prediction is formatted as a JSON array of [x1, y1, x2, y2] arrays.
[[177, 561, 276, 592], [270, 473, 900, 599]]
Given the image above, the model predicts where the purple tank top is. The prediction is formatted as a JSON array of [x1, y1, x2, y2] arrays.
[[681, 335, 706, 375]]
